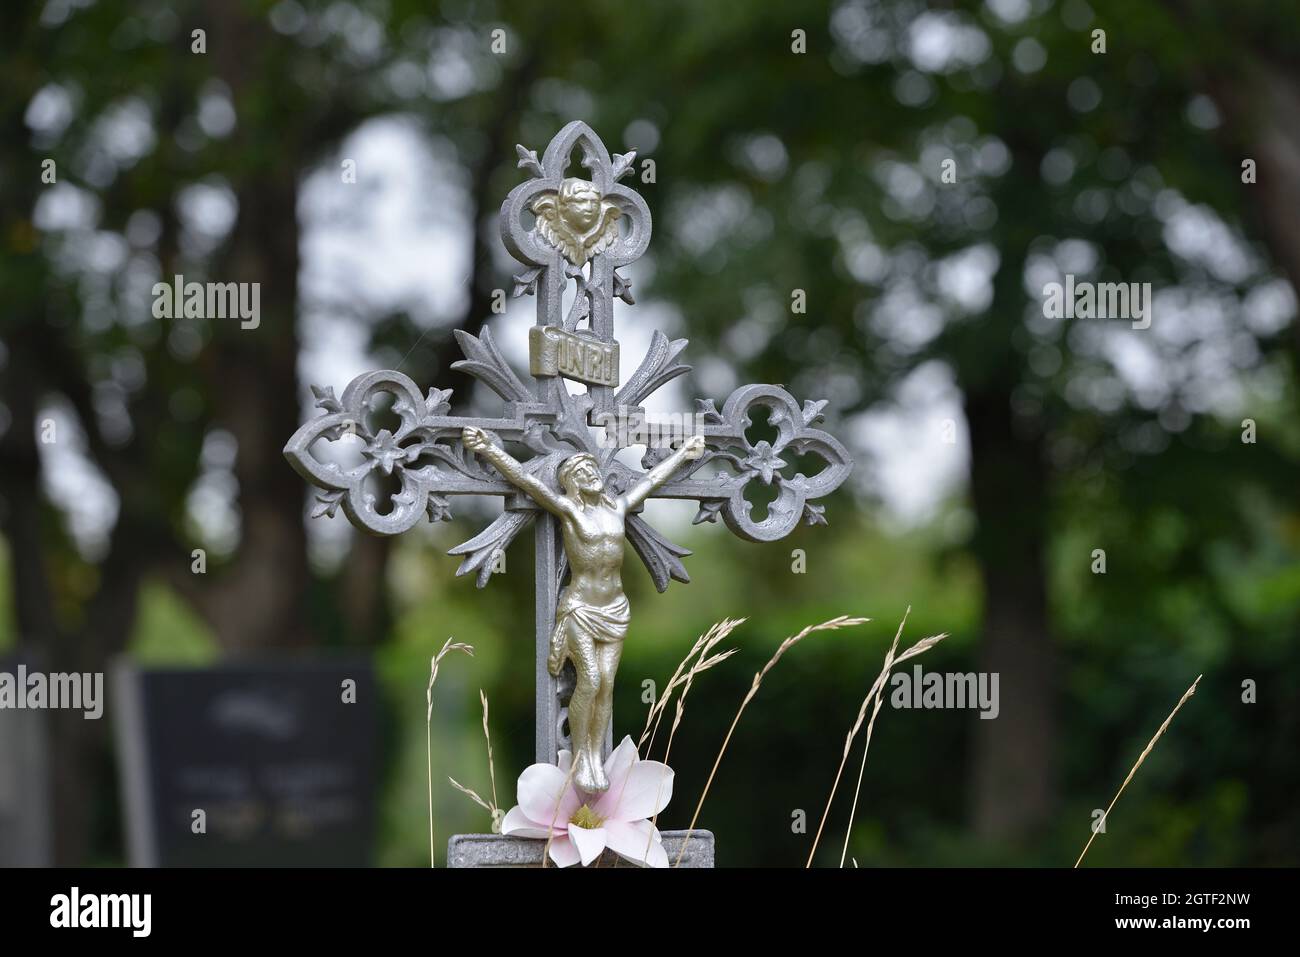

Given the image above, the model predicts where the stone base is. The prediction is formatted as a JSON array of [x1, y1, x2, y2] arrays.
[[447, 830, 715, 868]]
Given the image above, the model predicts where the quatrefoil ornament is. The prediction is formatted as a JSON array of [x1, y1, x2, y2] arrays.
[[283, 370, 479, 536], [658, 384, 853, 543]]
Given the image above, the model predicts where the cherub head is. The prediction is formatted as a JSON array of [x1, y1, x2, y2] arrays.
[[531, 179, 621, 266], [557, 178, 602, 232], [558, 452, 604, 499]]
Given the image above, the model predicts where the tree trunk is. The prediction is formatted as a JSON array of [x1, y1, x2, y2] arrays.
[[955, 191, 1057, 843], [1209, 57, 1300, 351], [200, 170, 315, 652], [964, 381, 1056, 843]]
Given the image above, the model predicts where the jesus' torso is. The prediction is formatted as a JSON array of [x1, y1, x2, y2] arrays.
[[560, 497, 627, 607]]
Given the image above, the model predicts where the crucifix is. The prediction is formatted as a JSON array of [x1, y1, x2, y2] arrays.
[[284, 122, 852, 789]]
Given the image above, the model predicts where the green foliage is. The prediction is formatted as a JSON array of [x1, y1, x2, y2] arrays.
[[128, 580, 219, 665]]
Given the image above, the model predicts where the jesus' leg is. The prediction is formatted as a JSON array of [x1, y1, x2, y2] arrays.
[[565, 620, 604, 793], [592, 639, 623, 788]]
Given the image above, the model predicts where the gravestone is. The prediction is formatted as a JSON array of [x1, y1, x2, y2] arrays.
[[0, 651, 54, 866], [112, 659, 377, 866]]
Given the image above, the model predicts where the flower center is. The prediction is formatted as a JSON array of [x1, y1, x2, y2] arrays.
[[570, 804, 604, 829]]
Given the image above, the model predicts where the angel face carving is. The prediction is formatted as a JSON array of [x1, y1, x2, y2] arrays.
[[562, 180, 601, 231], [531, 178, 622, 267]]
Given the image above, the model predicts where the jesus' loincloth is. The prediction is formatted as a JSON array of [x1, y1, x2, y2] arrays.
[[548, 589, 630, 674]]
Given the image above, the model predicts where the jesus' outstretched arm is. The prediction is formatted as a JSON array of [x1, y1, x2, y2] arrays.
[[461, 426, 573, 519], [620, 433, 705, 511]]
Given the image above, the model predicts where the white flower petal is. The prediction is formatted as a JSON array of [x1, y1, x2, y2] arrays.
[[643, 838, 669, 868], [567, 823, 608, 866], [501, 804, 555, 839], [596, 759, 674, 822], [602, 735, 639, 789], [605, 819, 668, 868], [547, 834, 581, 868], [518, 761, 580, 826]]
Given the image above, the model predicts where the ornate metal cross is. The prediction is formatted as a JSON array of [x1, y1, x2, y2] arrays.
[[285, 122, 852, 776]]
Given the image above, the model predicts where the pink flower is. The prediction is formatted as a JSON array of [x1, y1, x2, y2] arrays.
[[500, 735, 673, 867]]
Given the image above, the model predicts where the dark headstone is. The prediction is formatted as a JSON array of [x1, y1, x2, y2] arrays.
[[0, 652, 53, 866], [113, 660, 377, 866]]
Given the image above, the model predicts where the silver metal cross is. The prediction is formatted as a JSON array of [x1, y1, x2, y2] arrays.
[[284, 122, 853, 766]]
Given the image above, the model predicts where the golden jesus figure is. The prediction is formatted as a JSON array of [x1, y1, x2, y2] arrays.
[[462, 426, 705, 793]]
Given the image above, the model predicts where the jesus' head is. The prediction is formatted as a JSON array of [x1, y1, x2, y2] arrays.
[[558, 452, 605, 500]]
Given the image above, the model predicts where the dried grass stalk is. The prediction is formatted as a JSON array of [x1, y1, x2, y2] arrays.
[[663, 647, 737, 767], [640, 618, 746, 756], [448, 688, 502, 832], [448, 776, 492, 812], [1074, 674, 1202, 868], [425, 637, 474, 868], [674, 614, 870, 867], [824, 608, 908, 867], [639, 638, 738, 862], [479, 689, 500, 828], [806, 609, 948, 867], [843, 619, 945, 865]]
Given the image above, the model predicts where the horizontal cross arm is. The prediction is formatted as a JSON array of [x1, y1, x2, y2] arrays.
[[627, 383, 854, 543]]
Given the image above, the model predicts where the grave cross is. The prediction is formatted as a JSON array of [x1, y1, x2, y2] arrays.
[[284, 122, 852, 786]]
